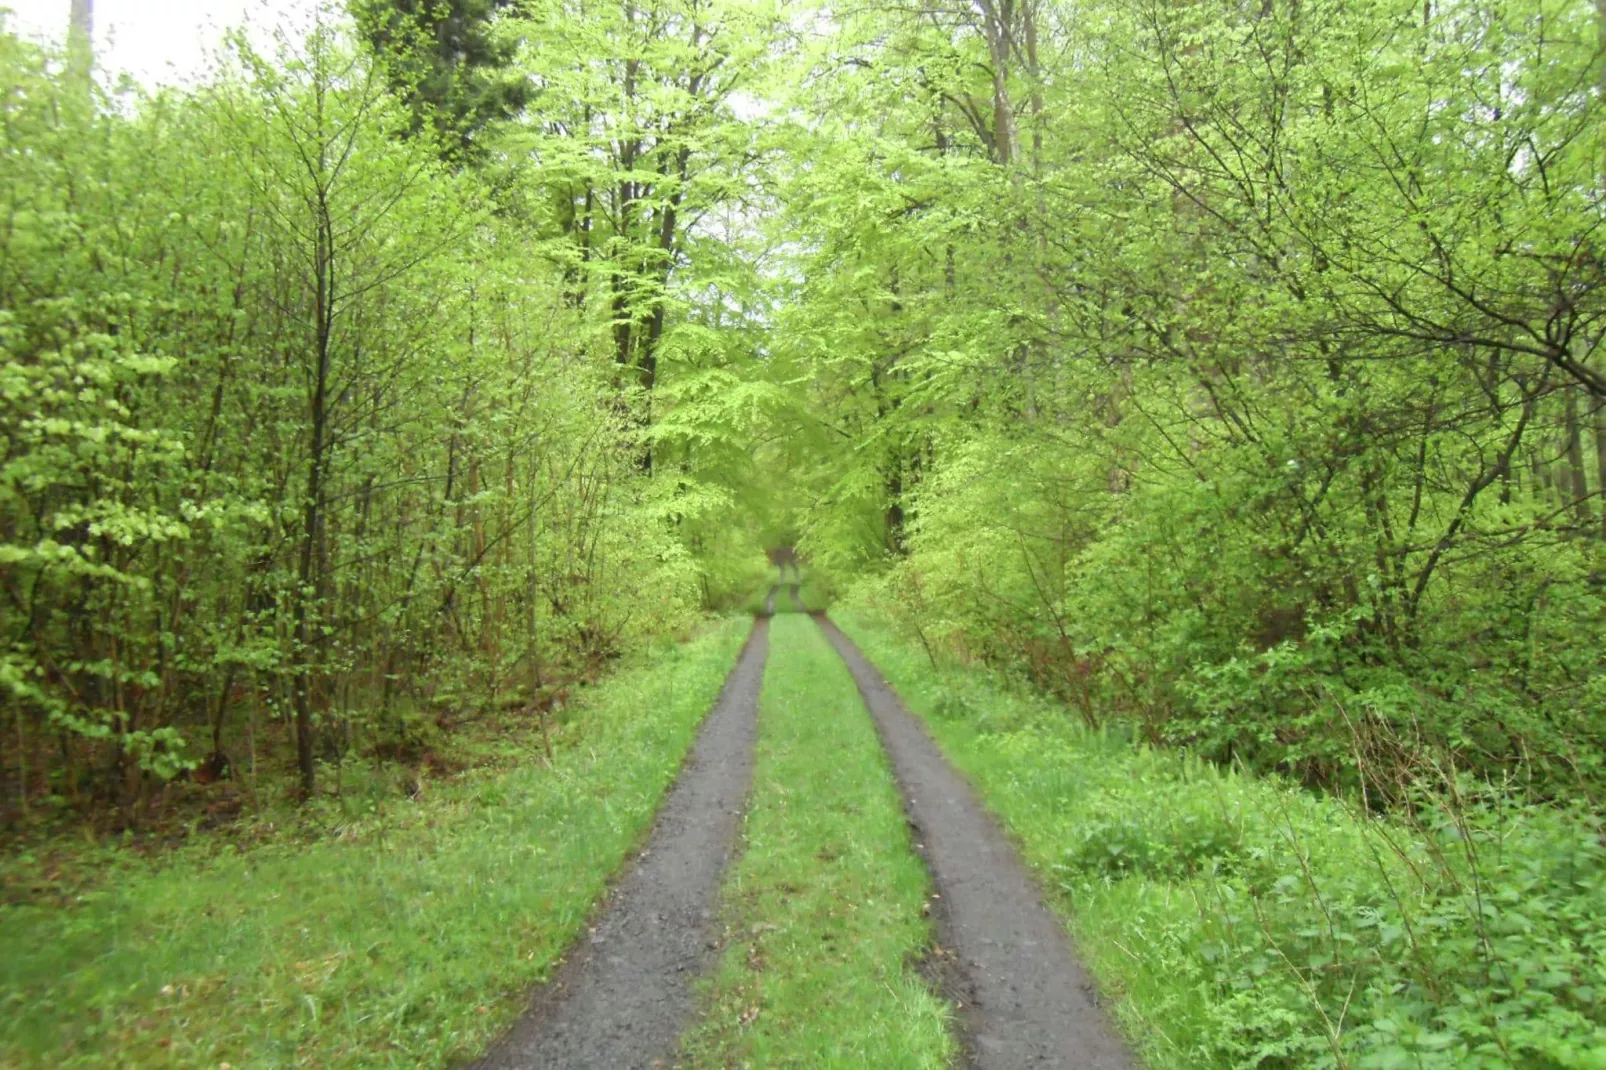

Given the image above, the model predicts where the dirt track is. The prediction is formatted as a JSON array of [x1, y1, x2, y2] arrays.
[[477, 612, 1132, 1068], [474, 619, 768, 1070], [817, 616, 1133, 1070]]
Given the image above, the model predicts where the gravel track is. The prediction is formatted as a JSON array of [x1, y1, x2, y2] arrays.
[[816, 615, 1133, 1070], [476, 613, 1132, 1069], [474, 619, 769, 1070]]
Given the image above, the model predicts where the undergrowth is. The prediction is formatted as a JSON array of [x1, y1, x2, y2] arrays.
[[0, 616, 752, 1069], [835, 609, 1606, 1070]]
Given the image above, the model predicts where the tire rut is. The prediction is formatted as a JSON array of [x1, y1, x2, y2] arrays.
[[814, 616, 1133, 1070], [475, 618, 769, 1070]]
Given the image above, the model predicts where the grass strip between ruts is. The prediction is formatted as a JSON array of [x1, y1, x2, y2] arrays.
[[680, 613, 954, 1068], [0, 617, 751, 1070]]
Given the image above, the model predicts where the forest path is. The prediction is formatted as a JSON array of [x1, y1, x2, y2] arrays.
[[478, 613, 1129, 1069], [760, 582, 802, 615], [816, 616, 1134, 1070], [475, 620, 768, 1070]]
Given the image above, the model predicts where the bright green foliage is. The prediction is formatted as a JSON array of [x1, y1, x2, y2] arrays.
[[7, 0, 1606, 1062], [0, 16, 708, 808], [485, 0, 803, 605], [0, 617, 749, 1068], [839, 609, 1606, 1068], [780, 0, 1606, 794], [681, 614, 953, 1067]]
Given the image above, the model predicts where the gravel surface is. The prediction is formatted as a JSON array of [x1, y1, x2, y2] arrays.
[[474, 619, 769, 1070], [817, 616, 1133, 1070]]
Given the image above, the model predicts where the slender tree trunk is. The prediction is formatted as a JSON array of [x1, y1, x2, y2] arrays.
[[1566, 386, 1591, 527], [1591, 398, 1606, 540], [1594, 1, 1606, 537], [635, 142, 692, 474], [293, 194, 334, 800], [1022, 0, 1042, 173], [67, 0, 92, 88], [975, 0, 1017, 165], [885, 465, 905, 554]]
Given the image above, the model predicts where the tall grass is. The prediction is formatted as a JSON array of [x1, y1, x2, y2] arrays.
[[0, 618, 752, 1069]]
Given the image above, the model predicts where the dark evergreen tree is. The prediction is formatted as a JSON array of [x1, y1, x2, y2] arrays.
[[353, 0, 529, 159]]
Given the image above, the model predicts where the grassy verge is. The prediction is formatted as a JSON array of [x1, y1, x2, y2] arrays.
[[0, 617, 752, 1069], [680, 614, 953, 1067], [741, 584, 778, 615], [834, 609, 1606, 1070], [791, 578, 831, 613]]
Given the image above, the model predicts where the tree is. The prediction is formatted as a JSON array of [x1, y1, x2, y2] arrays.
[[0, 10, 702, 814], [777, 0, 1606, 792], [507, 0, 781, 471], [355, 0, 530, 159]]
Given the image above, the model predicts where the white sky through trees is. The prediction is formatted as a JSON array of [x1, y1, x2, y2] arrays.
[[3, 0, 318, 84]]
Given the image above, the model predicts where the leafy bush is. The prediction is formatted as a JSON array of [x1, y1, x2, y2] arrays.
[[1066, 784, 1245, 882], [0, 26, 705, 813]]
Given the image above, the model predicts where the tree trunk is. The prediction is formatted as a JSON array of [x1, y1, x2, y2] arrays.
[[1022, 0, 1042, 173], [67, 0, 92, 88], [292, 197, 334, 800], [1595, 0, 1606, 538], [1594, 397, 1606, 540], [976, 0, 1017, 165], [1566, 386, 1591, 527]]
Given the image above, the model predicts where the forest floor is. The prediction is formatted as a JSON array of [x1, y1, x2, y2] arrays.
[[0, 621, 754, 1067], [819, 616, 1131, 1070], [471, 600, 1606, 1069], [680, 611, 954, 1066], [475, 619, 768, 1068]]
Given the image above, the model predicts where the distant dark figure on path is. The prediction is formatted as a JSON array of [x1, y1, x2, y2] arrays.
[[766, 545, 802, 584]]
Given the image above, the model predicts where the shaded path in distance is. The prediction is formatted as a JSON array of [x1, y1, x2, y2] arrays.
[[475, 619, 769, 1070], [816, 616, 1133, 1070], [761, 582, 802, 614]]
